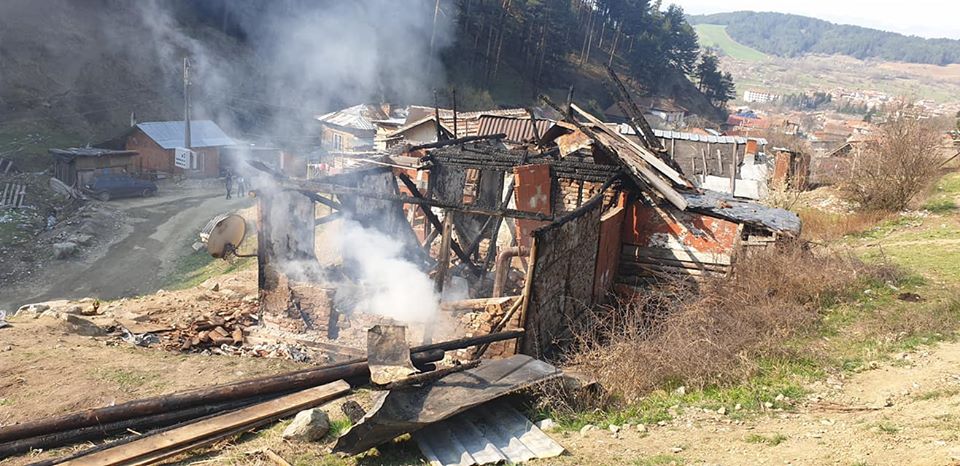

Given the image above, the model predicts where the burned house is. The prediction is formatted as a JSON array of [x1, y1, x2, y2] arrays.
[[243, 96, 800, 361]]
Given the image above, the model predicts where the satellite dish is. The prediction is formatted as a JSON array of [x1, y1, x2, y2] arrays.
[[206, 215, 247, 259]]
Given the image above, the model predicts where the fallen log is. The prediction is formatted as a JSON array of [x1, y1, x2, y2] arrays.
[[0, 330, 524, 444]]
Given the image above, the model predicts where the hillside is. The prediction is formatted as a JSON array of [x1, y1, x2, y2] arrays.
[[689, 11, 960, 65], [0, 0, 724, 171], [693, 24, 767, 62]]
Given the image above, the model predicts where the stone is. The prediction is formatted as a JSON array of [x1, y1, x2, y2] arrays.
[[70, 234, 94, 246], [671, 446, 684, 453], [536, 418, 558, 432], [775, 394, 785, 402], [242, 294, 258, 304], [282, 408, 330, 441], [735, 403, 743, 411], [609, 424, 621, 434], [63, 305, 85, 315], [674, 386, 686, 396], [717, 406, 727, 415], [764, 402, 774, 409], [208, 283, 220, 292], [61, 314, 108, 337], [636, 424, 648, 433], [579, 424, 595, 436], [53, 242, 78, 259], [15, 303, 48, 318]]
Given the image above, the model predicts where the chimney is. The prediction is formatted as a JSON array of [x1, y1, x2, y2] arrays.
[[380, 102, 391, 117], [130, 111, 138, 127]]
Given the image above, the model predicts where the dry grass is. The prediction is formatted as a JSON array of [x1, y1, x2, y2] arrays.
[[564, 241, 896, 404], [798, 209, 892, 242]]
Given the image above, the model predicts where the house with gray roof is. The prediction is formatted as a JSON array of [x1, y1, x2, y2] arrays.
[[122, 120, 236, 177]]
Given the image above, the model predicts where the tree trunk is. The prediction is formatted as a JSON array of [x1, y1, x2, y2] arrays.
[[608, 24, 620, 67]]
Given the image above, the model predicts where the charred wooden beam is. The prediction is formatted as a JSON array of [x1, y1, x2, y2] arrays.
[[291, 184, 555, 222], [605, 66, 663, 151], [409, 133, 507, 152], [535, 173, 621, 234], [396, 172, 482, 276]]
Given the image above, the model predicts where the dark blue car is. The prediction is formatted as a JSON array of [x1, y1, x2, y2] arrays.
[[85, 175, 158, 201]]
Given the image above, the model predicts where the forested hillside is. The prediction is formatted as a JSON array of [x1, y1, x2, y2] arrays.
[[0, 0, 729, 170], [689, 12, 960, 65]]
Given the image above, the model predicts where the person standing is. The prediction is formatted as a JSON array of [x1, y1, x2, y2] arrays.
[[236, 175, 246, 197], [224, 170, 233, 199]]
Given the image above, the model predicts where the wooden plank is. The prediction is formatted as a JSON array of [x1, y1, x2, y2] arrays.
[[1, 183, 9, 206], [60, 381, 350, 466], [570, 103, 689, 187], [591, 132, 689, 210], [621, 245, 733, 266]]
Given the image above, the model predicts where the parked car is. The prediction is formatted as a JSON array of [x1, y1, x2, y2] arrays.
[[85, 175, 158, 201]]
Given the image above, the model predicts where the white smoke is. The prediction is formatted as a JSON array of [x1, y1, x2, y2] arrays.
[[336, 220, 439, 323]]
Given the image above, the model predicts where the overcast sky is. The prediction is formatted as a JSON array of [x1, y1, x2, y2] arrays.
[[671, 1, 960, 40]]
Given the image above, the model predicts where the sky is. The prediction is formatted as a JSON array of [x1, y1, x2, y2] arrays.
[[671, 0, 960, 40]]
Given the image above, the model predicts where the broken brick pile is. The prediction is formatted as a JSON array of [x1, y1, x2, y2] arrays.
[[162, 308, 258, 351]]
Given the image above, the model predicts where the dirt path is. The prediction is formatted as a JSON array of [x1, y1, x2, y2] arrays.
[[0, 188, 251, 310], [558, 340, 960, 465]]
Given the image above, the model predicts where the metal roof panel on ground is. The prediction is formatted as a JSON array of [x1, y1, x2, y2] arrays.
[[683, 190, 801, 234], [332, 355, 561, 456], [136, 121, 235, 149], [414, 400, 565, 466]]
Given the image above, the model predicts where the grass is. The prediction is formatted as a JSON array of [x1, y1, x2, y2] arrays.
[[694, 24, 768, 62], [745, 433, 789, 446], [93, 368, 165, 393], [874, 422, 900, 434], [915, 387, 960, 401], [164, 245, 255, 290], [634, 454, 685, 466]]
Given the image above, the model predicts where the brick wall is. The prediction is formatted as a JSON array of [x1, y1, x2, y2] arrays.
[[521, 201, 602, 358]]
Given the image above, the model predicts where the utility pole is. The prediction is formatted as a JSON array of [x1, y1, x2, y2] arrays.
[[183, 57, 192, 150]]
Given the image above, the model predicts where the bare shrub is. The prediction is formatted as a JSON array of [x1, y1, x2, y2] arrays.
[[565, 241, 891, 403], [839, 116, 944, 211]]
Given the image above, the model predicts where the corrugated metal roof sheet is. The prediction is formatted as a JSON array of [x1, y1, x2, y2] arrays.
[[136, 121, 235, 149], [316, 104, 388, 131], [414, 401, 565, 466], [619, 124, 767, 145], [476, 115, 554, 143]]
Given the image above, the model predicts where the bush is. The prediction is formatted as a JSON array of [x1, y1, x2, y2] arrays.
[[838, 117, 944, 211], [564, 241, 895, 403]]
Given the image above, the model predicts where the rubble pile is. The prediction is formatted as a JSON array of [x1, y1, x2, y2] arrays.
[[161, 308, 258, 351]]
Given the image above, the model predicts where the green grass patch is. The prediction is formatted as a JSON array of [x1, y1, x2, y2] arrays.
[[694, 24, 768, 62], [164, 249, 254, 290], [328, 417, 352, 439], [745, 433, 788, 446], [634, 454, 685, 466], [915, 387, 960, 401], [93, 368, 164, 393], [874, 422, 900, 434]]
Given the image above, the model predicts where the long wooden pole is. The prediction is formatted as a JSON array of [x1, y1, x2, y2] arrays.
[[0, 331, 522, 444]]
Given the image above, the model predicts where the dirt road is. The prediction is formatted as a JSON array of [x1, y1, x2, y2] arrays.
[[0, 186, 251, 310]]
